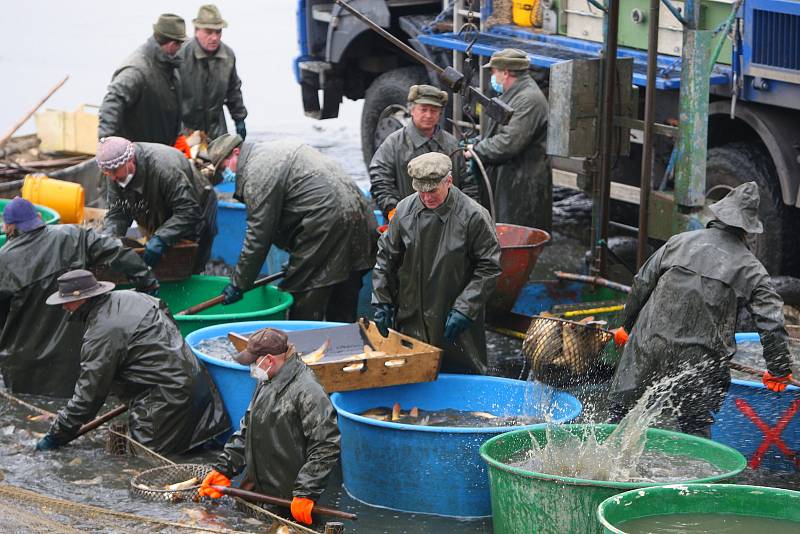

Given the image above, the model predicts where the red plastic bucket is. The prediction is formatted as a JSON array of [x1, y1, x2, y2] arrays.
[[490, 224, 551, 314]]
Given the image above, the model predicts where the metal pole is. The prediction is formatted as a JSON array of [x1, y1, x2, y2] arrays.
[[597, 0, 621, 275], [637, 0, 660, 268], [674, 0, 712, 233]]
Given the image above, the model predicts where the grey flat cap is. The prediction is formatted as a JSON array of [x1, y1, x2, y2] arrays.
[[408, 152, 452, 192], [483, 48, 530, 71], [408, 85, 448, 107]]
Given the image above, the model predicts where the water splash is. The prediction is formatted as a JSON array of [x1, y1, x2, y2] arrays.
[[515, 360, 722, 482]]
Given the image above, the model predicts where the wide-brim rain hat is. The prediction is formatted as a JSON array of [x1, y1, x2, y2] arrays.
[[708, 181, 764, 234], [46, 269, 115, 305]]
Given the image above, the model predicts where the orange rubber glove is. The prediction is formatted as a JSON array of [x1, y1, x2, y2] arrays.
[[291, 496, 315, 525], [377, 208, 397, 234], [763, 371, 793, 392], [197, 470, 231, 499], [612, 327, 628, 348], [174, 134, 192, 158]]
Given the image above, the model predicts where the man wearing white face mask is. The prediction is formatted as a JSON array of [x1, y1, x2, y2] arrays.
[[199, 327, 340, 527], [97, 136, 217, 272], [464, 48, 552, 231]]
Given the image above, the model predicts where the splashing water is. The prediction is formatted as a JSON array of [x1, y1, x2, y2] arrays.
[[512, 360, 725, 482]]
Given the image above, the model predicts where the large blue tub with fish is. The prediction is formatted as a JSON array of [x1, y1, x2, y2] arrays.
[[187, 320, 344, 432], [330, 374, 582, 517], [712, 332, 800, 472]]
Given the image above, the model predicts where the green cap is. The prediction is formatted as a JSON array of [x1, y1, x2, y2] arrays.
[[708, 181, 764, 234], [483, 48, 530, 71], [408, 85, 448, 107], [408, 152, 452, 192], [153, 13, 187, 42], [206, 133, 243, 179], [193, 4, 228, 30]]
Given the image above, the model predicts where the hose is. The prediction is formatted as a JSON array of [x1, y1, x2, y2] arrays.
[[470, 150, 496, 223]]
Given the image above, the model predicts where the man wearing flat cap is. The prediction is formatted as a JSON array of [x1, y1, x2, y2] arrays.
[[179, 4, 248, 140], [204, 134, 376, 321], [36, 269, 229, 454], [97, 136, 217, 272], [99, 13, 187, 147], [465, 48, 552, 231], [372, 152, 501, 374], [369, 84, 478, 222], [608, 182, 794, 437], [0, 198, 157, 398], [199, 327, 340, 526]]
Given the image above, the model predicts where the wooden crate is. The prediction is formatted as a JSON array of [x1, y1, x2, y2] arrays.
[[229, 320, 442, 393], [82, 207, 197, 283]]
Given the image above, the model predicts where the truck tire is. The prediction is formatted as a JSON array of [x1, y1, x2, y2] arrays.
[[360, 66, 428, 166], [705, 142, 786, 275]]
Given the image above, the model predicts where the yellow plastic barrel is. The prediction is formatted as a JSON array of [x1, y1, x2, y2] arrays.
[[513, 0, 542, 27], [21, 175, 85, 224]]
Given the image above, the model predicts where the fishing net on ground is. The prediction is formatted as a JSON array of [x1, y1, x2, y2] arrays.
[[522, 315, 616, 387]]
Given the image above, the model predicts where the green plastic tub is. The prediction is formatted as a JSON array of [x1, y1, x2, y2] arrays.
[[155, 275, 293, 336], [598, 483, 800, 533], [479, 424, 747, 534], [0, 198, 61, 247]]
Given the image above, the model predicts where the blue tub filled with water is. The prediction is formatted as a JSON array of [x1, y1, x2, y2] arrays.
[[331, 374, 582, 517], [187, 320, 344, 431], [712, 332, 800, 472]]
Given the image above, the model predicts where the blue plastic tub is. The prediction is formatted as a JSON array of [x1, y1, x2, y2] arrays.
[[331, 375, 582, 517], [711, 332, 800, 472], [187, 320, 344, 431]]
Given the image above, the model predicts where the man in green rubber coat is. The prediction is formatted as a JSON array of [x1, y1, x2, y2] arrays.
[[465, 48, 552, 231], [372, 152, 501, 374], [609, 182, 794, 437], [36, 270, 229, 454], [98, 14, 187, 146], [179, 5, 248, 140], [205, 134, 377, 321], [97, 136, 217, 272], [369, 84, 479, 220], [0, 198, 157, 398], [199, 327, 340, 526]]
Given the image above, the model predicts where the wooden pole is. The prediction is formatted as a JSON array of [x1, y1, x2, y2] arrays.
[[213, 486, 358, 521], [0, 75, 69, 148], [75, 405, 128, 438], [729, 362, 800, 388], [176, 271, 285, 316]]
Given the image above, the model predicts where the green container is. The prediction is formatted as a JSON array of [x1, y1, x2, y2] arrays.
[[155, 275, 293, 336], [479, 424, 747, 534], [598, 483, 800, 533], [0, 198, 61, 247]]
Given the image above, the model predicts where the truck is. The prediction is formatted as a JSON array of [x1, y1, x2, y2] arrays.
[[293, 0, 800, 280]]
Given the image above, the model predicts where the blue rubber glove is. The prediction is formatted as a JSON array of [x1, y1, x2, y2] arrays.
[[444, 309, 472, 343], [142, 236, 167, 268], [222, 283, 243, 305], [235, 120, 247, 140], [36, 434, 60, 452], [373, 304, 395, 338]]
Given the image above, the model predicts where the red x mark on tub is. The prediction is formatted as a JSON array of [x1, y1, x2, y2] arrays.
[[735, 397, 800, 469]]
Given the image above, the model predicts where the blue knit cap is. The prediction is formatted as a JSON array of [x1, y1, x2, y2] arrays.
[[3, 197, 45, 233]]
